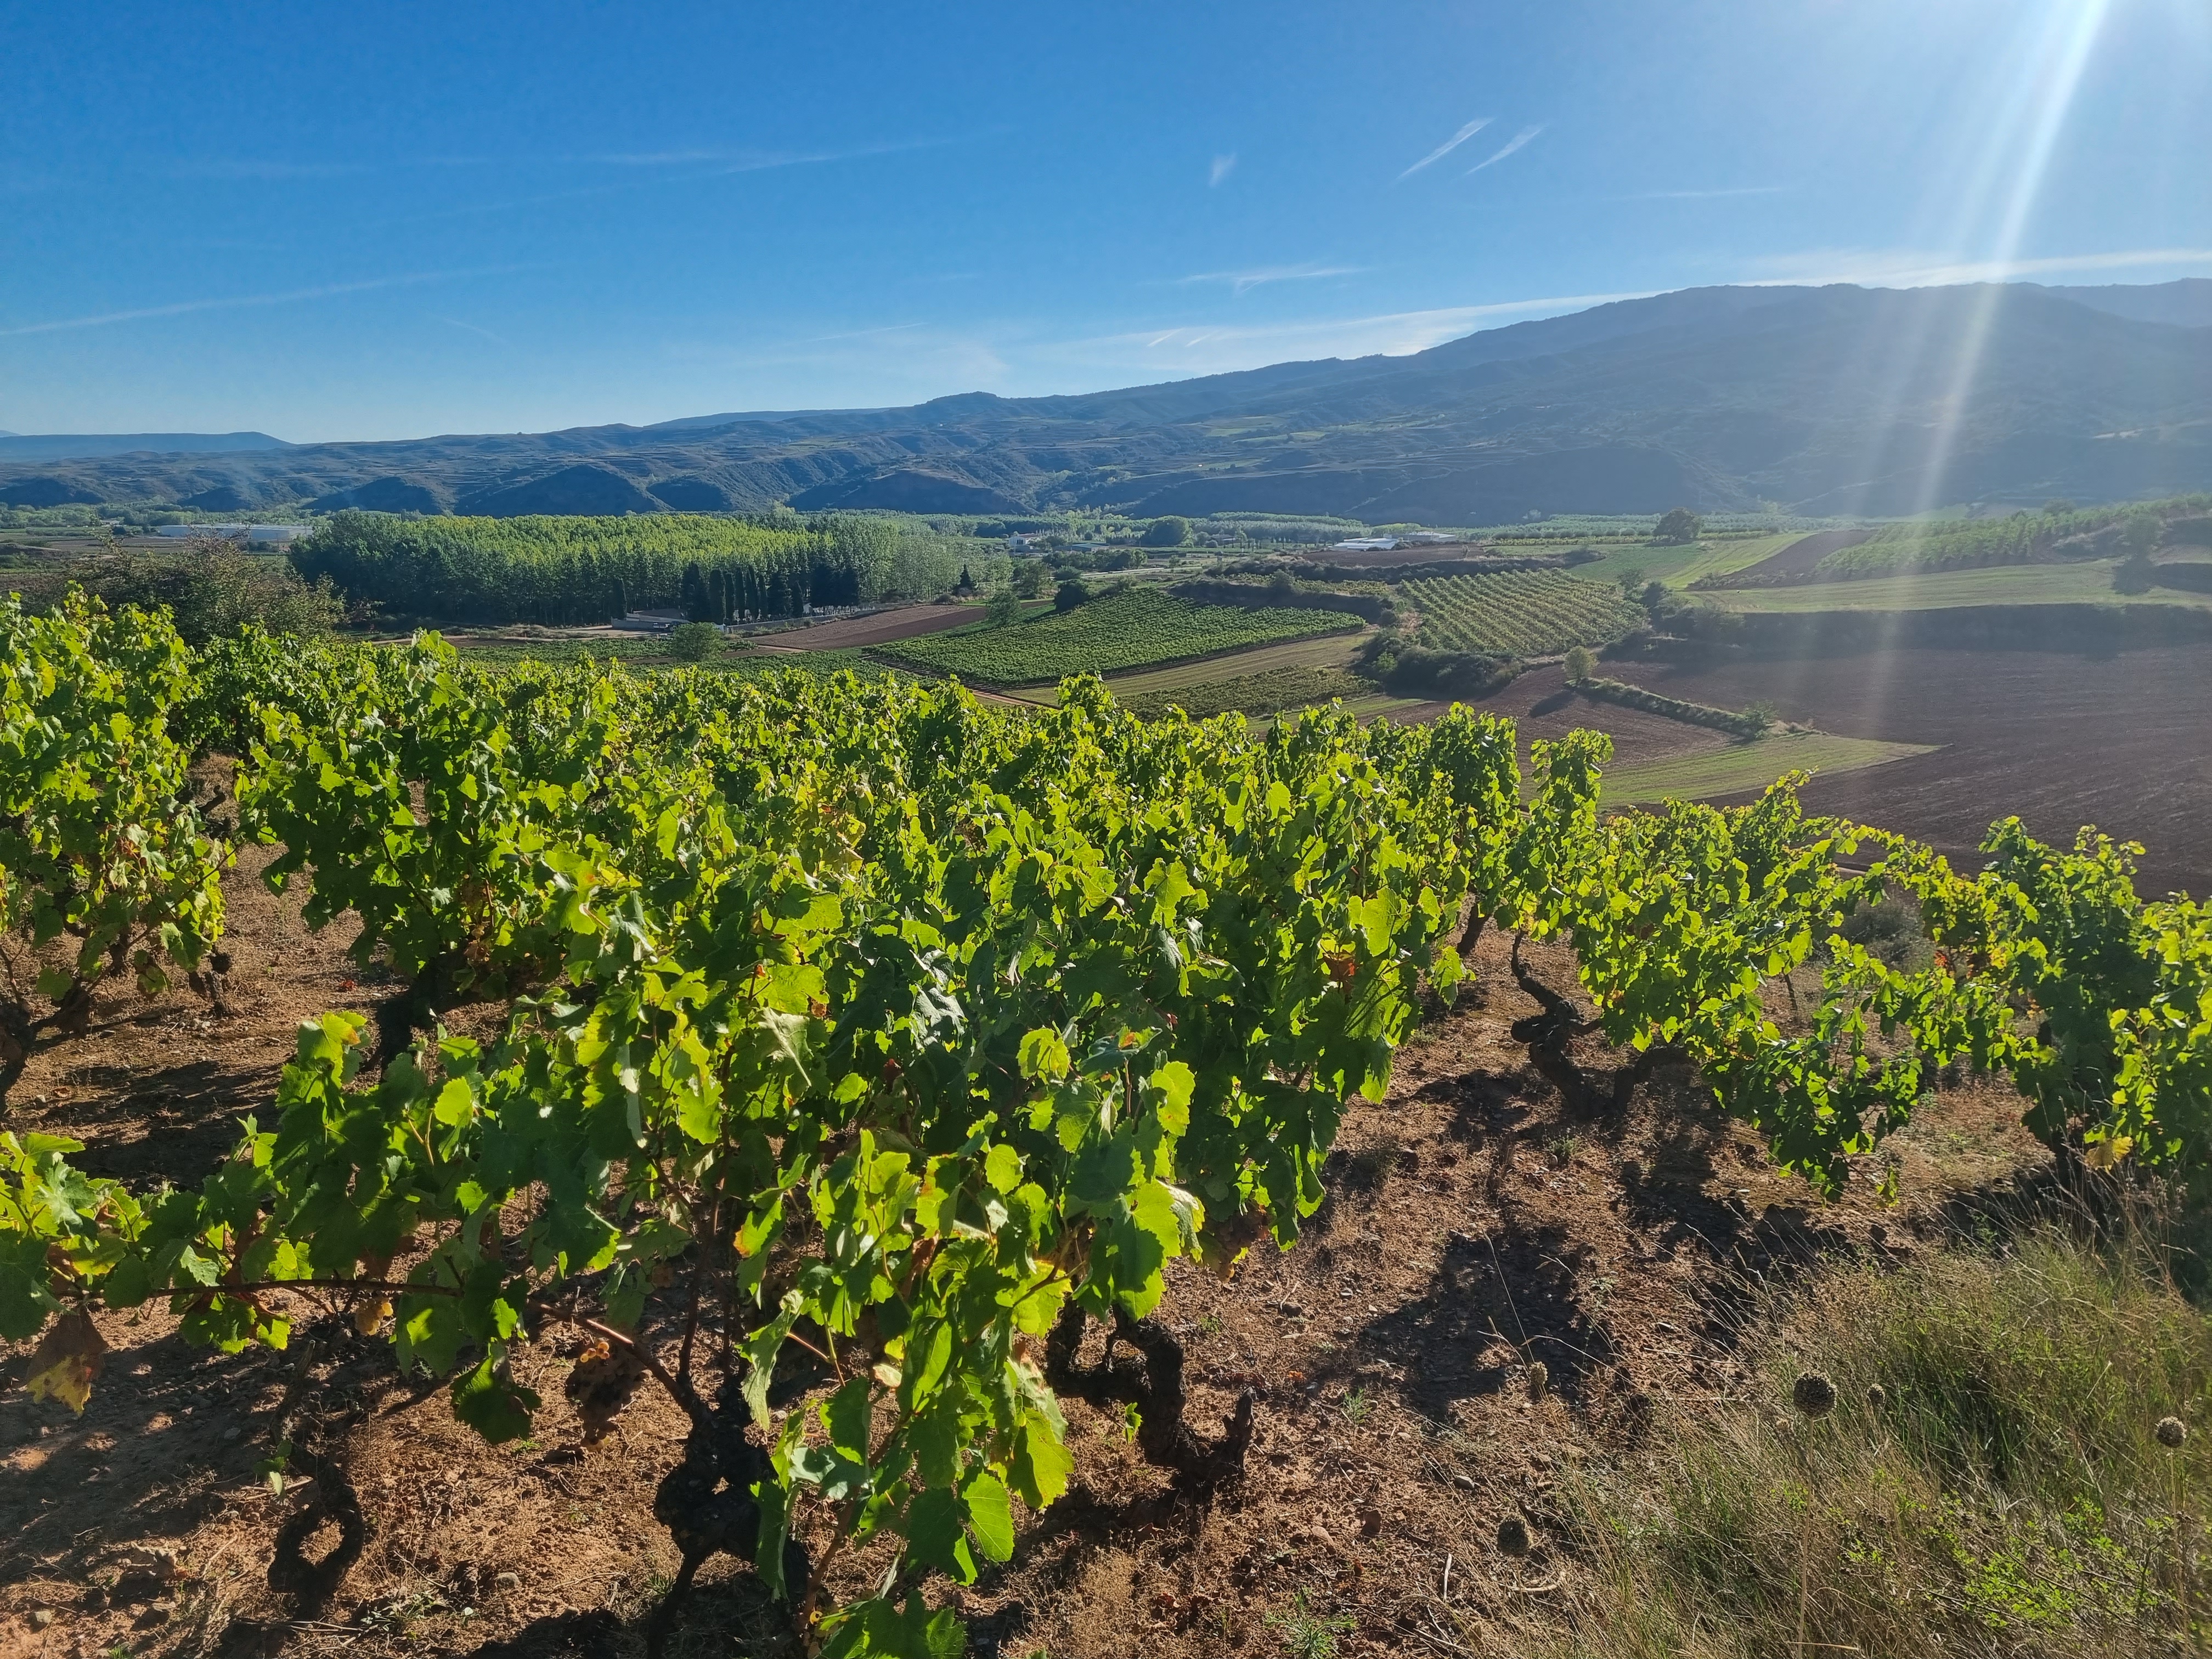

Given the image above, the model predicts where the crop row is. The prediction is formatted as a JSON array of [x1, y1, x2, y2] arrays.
[[1407, 570, 1645, 657], [879, 585, 1354, 684]]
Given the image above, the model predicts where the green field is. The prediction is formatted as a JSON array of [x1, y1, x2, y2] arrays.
[[1564, 533, 1797, 588], [1092, 628, 1369, 698], [1408, 568, 1647, 656], [878, 585, 1355, 685], [1705, 560, 2212, 613], [1599, 731, 1938, 806], [448, 632, 883, 679]]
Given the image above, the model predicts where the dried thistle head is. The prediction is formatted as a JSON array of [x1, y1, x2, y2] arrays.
[[1497, 1513, 1532, 1558], [2156, 1416, 2187, 1449], [1792, 1372, 1836, 1419], [1526, 1360, 1549, 1402], [1866, 1383, 1887, 1410]]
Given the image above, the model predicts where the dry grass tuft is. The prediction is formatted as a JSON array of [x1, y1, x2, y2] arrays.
[[1545, 1228, 2212, 1657]]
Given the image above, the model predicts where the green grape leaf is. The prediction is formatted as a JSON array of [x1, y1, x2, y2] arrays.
[[962, 1471, 1014, 1563]]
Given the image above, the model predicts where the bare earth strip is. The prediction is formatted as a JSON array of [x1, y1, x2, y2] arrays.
[[751, 601, 997, 650], [1091, 629, 1371, 701]]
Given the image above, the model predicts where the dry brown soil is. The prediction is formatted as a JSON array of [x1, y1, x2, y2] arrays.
[[1, 830, 2050, 1659], [751, 603, 990, 652], [1607, 646, 2212, 897]]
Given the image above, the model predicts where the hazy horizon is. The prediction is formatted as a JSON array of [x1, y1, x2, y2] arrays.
[[5, 1, 2209, 441]]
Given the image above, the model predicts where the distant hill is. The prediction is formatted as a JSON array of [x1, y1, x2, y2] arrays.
[[0, 431, 291, 462], [2038, 278, 2212, 330], [6, 281, 2209, 522]]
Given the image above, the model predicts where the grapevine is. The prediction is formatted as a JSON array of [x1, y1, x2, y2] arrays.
[[4, 619, 2210, 1655]]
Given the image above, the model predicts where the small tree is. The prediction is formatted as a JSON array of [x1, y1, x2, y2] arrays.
[[1010, 559, 1049, 599], [1141, 516, 1191, 549], [986, 588, 1020, 628], [1653, 507, 1702, 545], [667, 622, 720, 662], [1054, 577, 1089, 612], [956, 564, 974, 594], [2121, 509, 2164, 560], [1563, 645, 1595, 684]]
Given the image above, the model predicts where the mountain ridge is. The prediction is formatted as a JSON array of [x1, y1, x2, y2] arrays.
[[4, 281, 2208, 522]]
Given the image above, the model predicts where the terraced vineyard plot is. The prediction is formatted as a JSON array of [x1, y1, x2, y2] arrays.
[[879, 584, 1354, 685], [1119, 663, 1367, 720], [1408, 569, 1646, 656]]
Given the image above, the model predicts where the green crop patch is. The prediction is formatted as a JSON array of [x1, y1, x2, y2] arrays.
[[878, 584, 1355, 685], [1406, 569, 1647, 657]]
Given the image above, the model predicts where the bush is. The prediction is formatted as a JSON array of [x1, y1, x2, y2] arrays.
[[1141, 516, 1192, 549], [2113, 557, 2156, 595], [986, 589, 1020, 628], [666, 622, 721, 662], [1563, 645, 1595, 684], [37, 541, 345, 645], [1054, 577, 1090, 612], [2122, 508, 2165, 560], [1653, 507, 1702, 545], [1369, 641, 1519, 699]]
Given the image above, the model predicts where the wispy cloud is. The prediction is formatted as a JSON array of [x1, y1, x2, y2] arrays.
[[1176, 262, 1368, 296], [1634, 184, 1791, 200], [1072, 289, 1652, 373], [1210, 153, 1238, 187], [439, 315, 514, 348], [1397, 117, 1490, 180], [0, 267, 528, 338], [1469, 125, 1545, 173], [1741, 246, 2212, 288], [360, 135, 979, 232], [589, 137, 962, 174]]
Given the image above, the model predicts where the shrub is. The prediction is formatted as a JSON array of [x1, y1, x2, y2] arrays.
[[1564, 645, 1595, 684], [666, 621, 721, 661], [41, 541, 345, 645], [1054, 577, 1090, 611]]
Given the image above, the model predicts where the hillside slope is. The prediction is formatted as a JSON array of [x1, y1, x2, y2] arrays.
[[5, 281, 2208, 522]]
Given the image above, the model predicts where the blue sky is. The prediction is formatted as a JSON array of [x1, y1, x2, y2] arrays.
[[3, 0, 2208, 441]]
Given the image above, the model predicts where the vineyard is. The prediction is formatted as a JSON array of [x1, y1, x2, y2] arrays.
[[291, 511, 902, 626], [877, 585, 1356, 685], [1406, 569, 1646, 657], [5, 589, 2212, 1657]]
